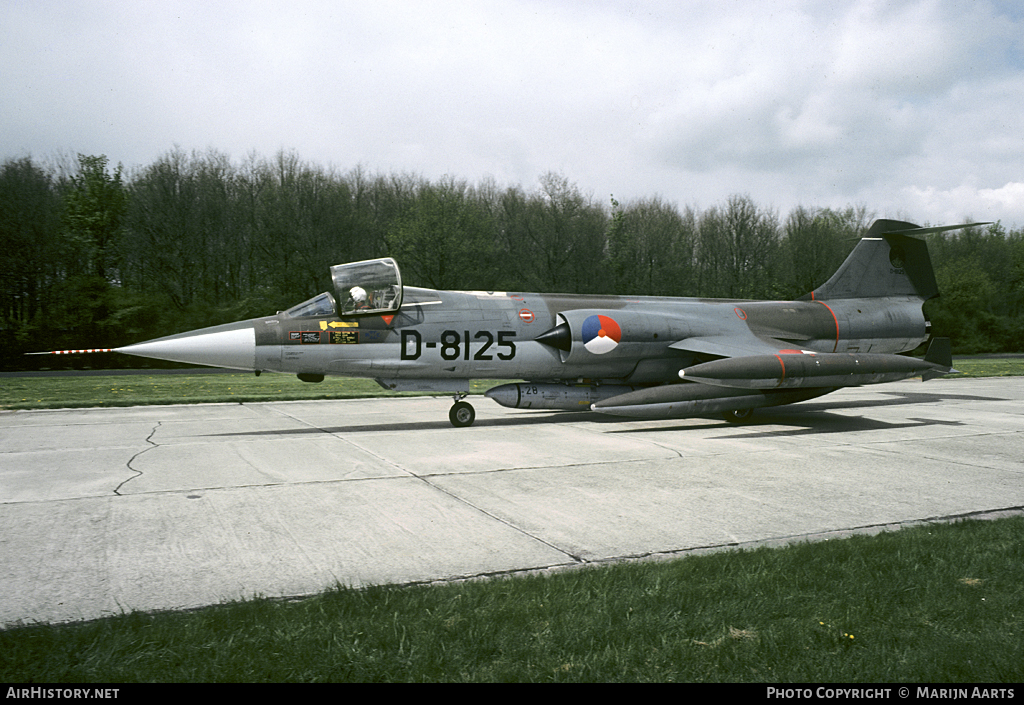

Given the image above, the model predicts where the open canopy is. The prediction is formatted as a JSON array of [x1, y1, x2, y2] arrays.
[[282, 258, 403, 319], [332, 258, 403, 316]]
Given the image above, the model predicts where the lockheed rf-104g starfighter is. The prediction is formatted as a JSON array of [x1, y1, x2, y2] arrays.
[[44, 219, 984, 426]]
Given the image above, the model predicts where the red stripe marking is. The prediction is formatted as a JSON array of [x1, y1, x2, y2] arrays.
[[815, 301, 840, 352], [774, 354, 786, 387]]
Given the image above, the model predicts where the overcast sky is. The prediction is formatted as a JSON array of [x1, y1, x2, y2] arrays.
[[3, 0, 1023, 228]]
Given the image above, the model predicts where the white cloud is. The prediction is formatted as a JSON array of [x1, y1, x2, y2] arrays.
[[904, 181, 1024, 225], [2, 0, 1023, 227]]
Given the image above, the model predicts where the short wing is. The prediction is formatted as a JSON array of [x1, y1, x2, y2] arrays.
[[669, 334, 802, 359]]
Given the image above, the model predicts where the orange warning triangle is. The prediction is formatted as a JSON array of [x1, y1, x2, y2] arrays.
[[381, 315, 394, 326]]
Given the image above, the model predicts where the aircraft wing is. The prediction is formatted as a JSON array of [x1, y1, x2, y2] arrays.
[[669, 334, 800, 359]]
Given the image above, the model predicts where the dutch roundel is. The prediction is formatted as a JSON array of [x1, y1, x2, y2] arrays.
[[581, 314, 622, 354]]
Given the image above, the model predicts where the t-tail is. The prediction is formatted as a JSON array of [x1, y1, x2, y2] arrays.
[[803, 219, 990, 302]]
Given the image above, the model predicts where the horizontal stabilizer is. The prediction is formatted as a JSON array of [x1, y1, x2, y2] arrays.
[[922, 337, 957, 380], [881, 222, 992, 237]]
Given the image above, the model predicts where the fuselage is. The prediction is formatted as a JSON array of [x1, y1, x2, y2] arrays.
[[96, 223, 977, 426], [122, 285, 929, 391]]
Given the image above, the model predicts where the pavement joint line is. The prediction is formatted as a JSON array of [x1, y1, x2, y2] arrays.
[[11, 508, 1024, 628], [260, 403, 584, 561], [0, 456, 688, 507], [874, 440, 1024, 473], [265, 403, 411, 474], [410, 471, 588, 565], [573, 418, 687, 459], [2, 378, 1021, 627], [1, 422, 1017, 506], [417, 505, 1024, 589]]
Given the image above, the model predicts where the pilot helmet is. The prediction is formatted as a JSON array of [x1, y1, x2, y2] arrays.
[[350, 286, 367, 303]]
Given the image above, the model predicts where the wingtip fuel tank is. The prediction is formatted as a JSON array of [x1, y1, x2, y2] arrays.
[[677, 347, 953, 390]]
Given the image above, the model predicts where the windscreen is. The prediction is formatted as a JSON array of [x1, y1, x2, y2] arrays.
[[282, 292, 337, 318]]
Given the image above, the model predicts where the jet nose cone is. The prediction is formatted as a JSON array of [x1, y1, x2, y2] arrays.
[[484, 384, 518, 408], [483, 386, 507, 401], [115, 324, 257, 370]]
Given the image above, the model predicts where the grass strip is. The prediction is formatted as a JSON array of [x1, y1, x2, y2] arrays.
[[2, 517, 1022, 682], [2, 358, 1022, 411], [0, 374, 508, 410]]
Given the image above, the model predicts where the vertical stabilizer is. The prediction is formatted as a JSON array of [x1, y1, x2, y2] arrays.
[[803, 220, 987, 301]]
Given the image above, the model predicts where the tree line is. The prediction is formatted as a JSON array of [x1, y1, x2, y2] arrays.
[[2, 149, 1022, 369]]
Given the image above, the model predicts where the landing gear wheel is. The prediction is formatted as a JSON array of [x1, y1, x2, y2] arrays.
[[449, 401, 476, 427], [722, 408, 754, 424]]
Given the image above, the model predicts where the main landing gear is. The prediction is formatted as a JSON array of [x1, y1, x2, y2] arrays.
[[722, 408, 754, 423], [449, 393, 476, 428]]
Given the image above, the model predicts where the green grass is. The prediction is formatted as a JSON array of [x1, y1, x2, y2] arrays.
[[0, 373, 508, 410], [2, 517, 1022, 682], [1, 358, 1021, 411], [947, 358, 1024, 379]]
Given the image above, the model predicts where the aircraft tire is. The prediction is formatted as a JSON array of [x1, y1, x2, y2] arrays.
[[722, 408, 754, 423], [449, 401, 476, 428]]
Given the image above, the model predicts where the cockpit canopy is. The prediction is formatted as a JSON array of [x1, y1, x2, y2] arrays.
[[332, 258, 402, 315], [282, 258, 403, 319]]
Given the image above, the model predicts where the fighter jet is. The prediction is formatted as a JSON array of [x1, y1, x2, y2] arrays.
[[46, 219, 984, 426]]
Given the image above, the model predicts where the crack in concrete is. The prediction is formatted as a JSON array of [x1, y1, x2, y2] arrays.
[[115, 421, 160, 495]]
